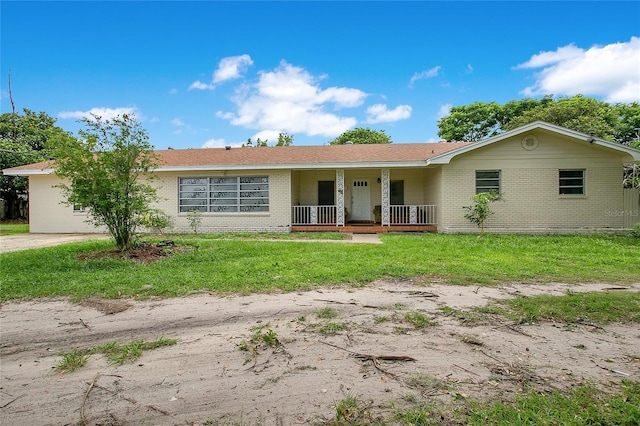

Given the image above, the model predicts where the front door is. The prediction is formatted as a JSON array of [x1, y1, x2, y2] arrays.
[[351, 180, 371, 221]]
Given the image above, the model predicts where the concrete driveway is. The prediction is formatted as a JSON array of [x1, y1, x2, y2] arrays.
[[0, 233, 110, 253]]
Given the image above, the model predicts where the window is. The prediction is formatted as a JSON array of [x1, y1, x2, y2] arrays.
[[475, 170, 500, 193], [179, 176, 269, 213], [318, 181, 335, 205], [73, 204, 86, 213], [390, 180, 404, 205], [559, 170, 584, 195]]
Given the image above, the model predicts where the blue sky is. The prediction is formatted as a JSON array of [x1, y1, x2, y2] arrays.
[[1, 1, 639, 149]]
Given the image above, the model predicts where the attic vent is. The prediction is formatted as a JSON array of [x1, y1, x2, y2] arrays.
[[521, 134, 539, 151], [225, 146, 231, 150]]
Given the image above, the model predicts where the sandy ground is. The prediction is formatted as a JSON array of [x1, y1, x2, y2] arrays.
[[1, 280, 639, 425]]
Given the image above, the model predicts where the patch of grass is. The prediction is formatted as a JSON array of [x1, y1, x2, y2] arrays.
[[373, 315, 389, 323], [393, 382, 640, 425], [404, 311, 435, 328], [315, 307, 338, 319], [485, 291, 640, 325], [318, 322, 349, 336], [56, 349, 90, 372], [406, 373, 448, 393], [3, 234, 640, 301], [0, 222, 29, 235], [55, 337, 176, 372], [467, 381, 640, 425], [439, 305, 484, 325]]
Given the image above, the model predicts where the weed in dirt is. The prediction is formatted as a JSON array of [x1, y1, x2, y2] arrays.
[[373, 315, 389, 323], [315, 307, 338, 319], [439, 305, 484, 326], [573, 344, 587, 350], [55, 337, 176, 372], [406, 373, 449, 394], [392, 302, 407, 310], [319, 322, 350, 336], [404, 311, 435, 328], [56, 349, 90, 372], [332, 394, 379, 424], [460, 335, 483, 346]]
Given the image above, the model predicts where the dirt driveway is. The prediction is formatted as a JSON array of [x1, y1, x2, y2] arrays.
[[0, 233, 110, 253], [1, 280, 638, 425]]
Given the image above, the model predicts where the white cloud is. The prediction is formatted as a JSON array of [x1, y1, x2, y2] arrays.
[[201, 138, 235, 148], [437, 104, 452, 119], [365, 104, 412, 124], [251, 130, 281, 142], [214, 54, 254, 84], [171, 118, 186, 127], [58, 107, 138, 121], [409, 66, 441, 87], [189, 54, 254, 90], [216, 60, 367, 138], [516, 37, 640, 103], [466, 64, 473, 74], [169, 88, 178, 95]]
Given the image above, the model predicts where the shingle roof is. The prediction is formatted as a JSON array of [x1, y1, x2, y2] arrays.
[[3, 142, 472, 174], [154, 142, 471, 168]]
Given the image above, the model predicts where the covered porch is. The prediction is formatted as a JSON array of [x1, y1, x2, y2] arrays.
[[290, 167, 440, 233]]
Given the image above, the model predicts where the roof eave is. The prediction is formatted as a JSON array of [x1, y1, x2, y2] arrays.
[[426, 121, 640, 164], [156, 160, 431, 172]]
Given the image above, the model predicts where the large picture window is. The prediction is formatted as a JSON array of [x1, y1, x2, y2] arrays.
[[559, 170, 584, 195], [475, 170, 500, 193], [179, 176, 269, 213]]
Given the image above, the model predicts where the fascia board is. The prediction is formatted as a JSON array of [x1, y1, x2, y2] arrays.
[[1, 168, 54, 176], [427, 121, 640, 164], [155, 161, 429, 173]]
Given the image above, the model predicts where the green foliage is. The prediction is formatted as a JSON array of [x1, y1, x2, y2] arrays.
[[244, 132, 294, 147], [55, 337, 176, 372], [0, 223, 29, 235], [505, 95, 619, 140], [56, 349, 90, 372], [187, 209, 203, 234], [329, 127, 392, 144], [3, 234, 640, 301], [489, 291, 640, 325], [463, 191, 504, 235], [315, 307, 338, 319], [404, 311, 435, 328], [0, 109, 69, 219], [437, 95, 640, 145], [140, 209, 173, 235], [318, 321, 349, 335], [468, 381, 640, 425], [47, 114, 159, 251]]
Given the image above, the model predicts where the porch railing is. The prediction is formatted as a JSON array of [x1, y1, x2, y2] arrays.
[[292, 206, 337, 225], [388, 205, 437, 225], [293, 205, 437, 226]]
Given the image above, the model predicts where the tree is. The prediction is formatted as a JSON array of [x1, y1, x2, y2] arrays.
[[47, 114, 159, 251], [0, 109, 68, 219], [329, 127, 392, 145], [244, 132, 294, 147], [463, 191, 503, 236], [437, 95, 637, 144], [504, 95, 618, 140]]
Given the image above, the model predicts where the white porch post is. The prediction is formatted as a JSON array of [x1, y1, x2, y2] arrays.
[[336, 169, 345, 226], [381, 168, 390, 226]]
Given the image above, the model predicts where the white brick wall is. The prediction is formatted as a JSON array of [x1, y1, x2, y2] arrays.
[[439, 131, 629, 233]]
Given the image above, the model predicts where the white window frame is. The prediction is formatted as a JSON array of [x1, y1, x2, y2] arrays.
[[559, 169, 585, 196], [475, 170, 501, 194], [179, 176, 270, 213]]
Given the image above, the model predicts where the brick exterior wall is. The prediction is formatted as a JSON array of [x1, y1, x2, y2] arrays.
[[439, 131, 629, 233]]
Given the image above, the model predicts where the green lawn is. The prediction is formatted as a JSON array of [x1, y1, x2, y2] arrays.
[[0, 222, 29, 235], [1, 233, 638, 301]]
